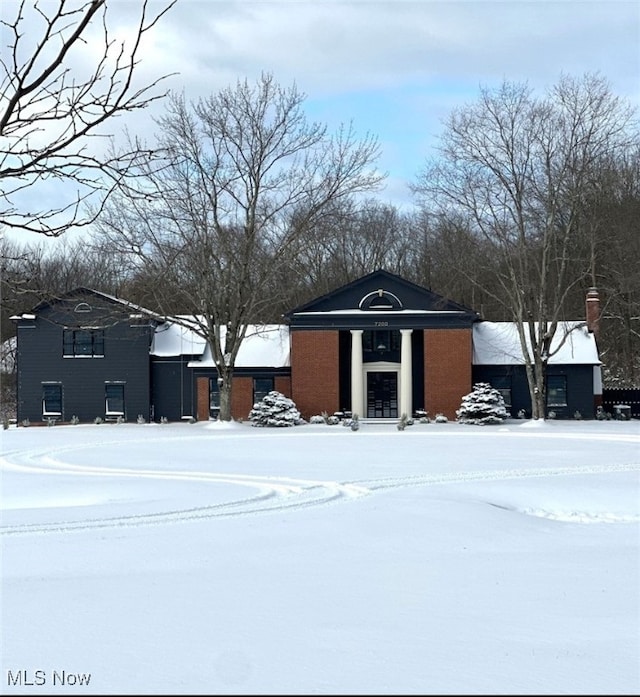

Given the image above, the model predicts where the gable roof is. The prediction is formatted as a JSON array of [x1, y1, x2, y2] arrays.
[[286, 269, 478, 316], [29, 287, 163, 320]]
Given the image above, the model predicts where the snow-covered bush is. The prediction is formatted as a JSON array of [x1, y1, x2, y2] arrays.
[[434, 413, 448, 423], [456, 382, 508, 425], [310, 410, 340, 425], [248, 390, 303, 427]]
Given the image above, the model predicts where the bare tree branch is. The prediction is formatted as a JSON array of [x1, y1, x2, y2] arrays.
[[0, 0, 177, 236], [94, 72, 384, 420], [412, 73, 638, 417]]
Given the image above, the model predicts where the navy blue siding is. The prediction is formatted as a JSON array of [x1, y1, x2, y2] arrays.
[[15, 295, 154, 424], [472, 365, 596, 419], [151, 357, 196, 422]]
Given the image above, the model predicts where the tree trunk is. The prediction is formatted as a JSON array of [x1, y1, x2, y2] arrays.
[[217, 367, 234, 421]]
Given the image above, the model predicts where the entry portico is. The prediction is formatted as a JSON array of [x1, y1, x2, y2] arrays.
[[286, 269, 479, 420]]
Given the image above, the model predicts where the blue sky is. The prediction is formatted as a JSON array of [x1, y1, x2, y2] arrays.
[[140, 0, 639, 208], [3, 0, 639, 241]]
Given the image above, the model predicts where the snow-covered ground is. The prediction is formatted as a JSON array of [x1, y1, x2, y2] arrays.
[[1, 418, 639, 695]]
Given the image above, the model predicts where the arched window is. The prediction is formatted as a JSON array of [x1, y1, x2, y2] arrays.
[[359, 289, 403, 311]]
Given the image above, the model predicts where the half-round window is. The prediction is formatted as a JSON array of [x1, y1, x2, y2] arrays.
[[359, 289, 403, 311], [74, 302, 92, 313]]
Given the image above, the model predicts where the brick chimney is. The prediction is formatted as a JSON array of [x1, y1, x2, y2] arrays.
[[586, 287, 601, 340]]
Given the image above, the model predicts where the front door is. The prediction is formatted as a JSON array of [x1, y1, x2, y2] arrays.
[[367, 372, 398, 418]]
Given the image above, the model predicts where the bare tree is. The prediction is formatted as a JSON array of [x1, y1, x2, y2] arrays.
[[0, 234, 132, 337], [413, 73, 637, 418], [96, 73, 384, 420], [0, 0, 177, 237], [284, 198, 411, 304], [584, 148, 640, 387]]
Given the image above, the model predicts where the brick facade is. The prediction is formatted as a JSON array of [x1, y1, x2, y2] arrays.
[[231, 376, 253, 421], [196, 376, 209, 421], [290, 330, 340, 419], [274, 375, 292, 398], [424, 328, 472, 420]]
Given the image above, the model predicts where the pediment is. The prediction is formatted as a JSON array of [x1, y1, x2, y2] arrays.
[[30, 288, 161, 327], [287, 270, 477, 315]]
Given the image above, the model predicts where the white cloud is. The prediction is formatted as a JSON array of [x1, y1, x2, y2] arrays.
[[3, 0, 638, 242]]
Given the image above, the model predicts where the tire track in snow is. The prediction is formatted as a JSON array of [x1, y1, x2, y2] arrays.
[[349, 461, 640, 491], [1, 439, 638, 536], [0, 448, 370, 535]]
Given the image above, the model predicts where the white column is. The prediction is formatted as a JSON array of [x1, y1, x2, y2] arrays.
[[350, 330, 364, 418], [400, 329, 413, 418]]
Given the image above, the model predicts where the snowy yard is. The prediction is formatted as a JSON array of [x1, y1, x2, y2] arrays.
[[1, 418, 639, 695]]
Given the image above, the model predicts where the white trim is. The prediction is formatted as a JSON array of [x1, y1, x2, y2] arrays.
[[362, 362, 401, 418], [359, 289, 403, 310], [350, 330, 364, 417]]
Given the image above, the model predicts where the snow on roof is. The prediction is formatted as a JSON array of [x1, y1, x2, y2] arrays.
[[473, 321, 600, 365], [191, 325, 290, 368], [293, 309, 467, 315], [151, 318, 207, 357], [152, 318, 597, 368], [151, 320, 290, 368]]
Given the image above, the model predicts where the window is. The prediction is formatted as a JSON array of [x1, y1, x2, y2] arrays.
[[490, 376, 512, 410], [63, 329, 104, 357], [209, 378, 221, 414], [359, 289, 403, 310], [363, 330, 400, 354], [105, 383, 125, 415], [42, 383, 62, 415], [547, 375, 568, 407], [253, 377, 273, 405]]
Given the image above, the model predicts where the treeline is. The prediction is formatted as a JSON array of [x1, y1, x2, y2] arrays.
[[2, 178, 638, 388], [1, 73, 638, 392]]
